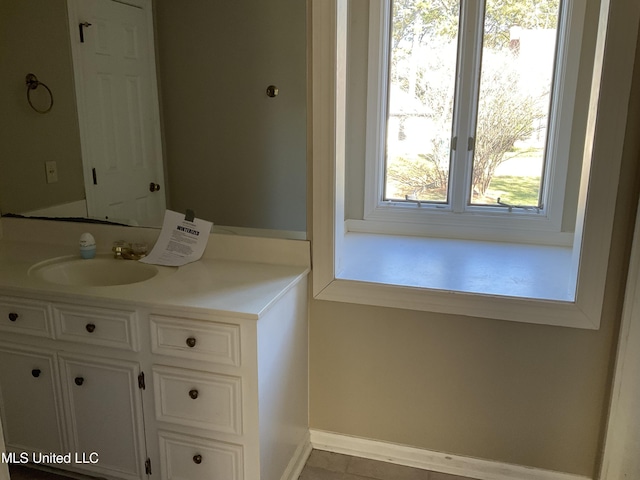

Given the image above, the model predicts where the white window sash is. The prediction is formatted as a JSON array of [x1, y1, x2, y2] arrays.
[[362, 0, 586, 245]]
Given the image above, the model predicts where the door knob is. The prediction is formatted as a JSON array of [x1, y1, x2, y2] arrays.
[[74, 377, 84, 386], [149, 182, 161, 192], [8, 312, 18, 322]]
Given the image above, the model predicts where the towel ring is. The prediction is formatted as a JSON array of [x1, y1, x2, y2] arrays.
[[25, 73, 54, 114]]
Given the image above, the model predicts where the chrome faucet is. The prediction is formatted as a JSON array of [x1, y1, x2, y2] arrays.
[[112, 241, 148, 260]]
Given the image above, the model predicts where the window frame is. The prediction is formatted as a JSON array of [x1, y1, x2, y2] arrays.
[[362, 0, 586, 246], [310, 0, 639, 329]]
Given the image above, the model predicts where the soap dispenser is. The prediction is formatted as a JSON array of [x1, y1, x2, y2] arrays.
[[79, 233, 97, 259]]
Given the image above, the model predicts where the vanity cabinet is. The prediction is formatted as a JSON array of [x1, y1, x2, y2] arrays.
[[148, 313, 246, 480], [144, 274, 309, 480], [0, 297, 147, 480], [0, 269, 309, 480]]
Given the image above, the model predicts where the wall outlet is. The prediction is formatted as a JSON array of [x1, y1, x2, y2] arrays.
[[45, 161, 58, 183]]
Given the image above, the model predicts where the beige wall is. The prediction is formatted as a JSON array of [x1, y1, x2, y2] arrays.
[[310, 5, 640, 478], [154, 0, 307, 232], [0, 0, 85, 214]]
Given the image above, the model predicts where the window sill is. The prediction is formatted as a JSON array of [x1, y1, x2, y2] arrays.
[[339, 232, 575, 300], [315, 232, 596, 329]]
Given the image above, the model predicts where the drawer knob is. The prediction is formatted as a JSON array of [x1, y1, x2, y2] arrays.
[[8, 312, 18, 322], [74, 376, 84, 386], [192, 454, 202, 465], [186, 337, 197, 348], [188, 389, 199, 400], [31, 369, 41, 378], [85, 323, 96, 333]]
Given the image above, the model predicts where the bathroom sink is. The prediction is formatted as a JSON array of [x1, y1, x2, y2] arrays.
[[29, 255, 160, 287]]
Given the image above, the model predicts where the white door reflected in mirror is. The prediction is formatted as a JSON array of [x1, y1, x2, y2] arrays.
[[68, 0, 166, 226]]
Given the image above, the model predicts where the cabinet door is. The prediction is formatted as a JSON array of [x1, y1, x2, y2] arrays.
[[59, 354, 147, 480], [0, 344, 66, 454]]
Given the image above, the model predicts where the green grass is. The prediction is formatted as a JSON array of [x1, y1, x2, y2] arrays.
[[483, 175, 541, 206]]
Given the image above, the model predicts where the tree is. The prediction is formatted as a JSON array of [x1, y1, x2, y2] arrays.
[[391, 0, 559, 50], [386, 0, 554, 202], [471, 52, 547, 199]]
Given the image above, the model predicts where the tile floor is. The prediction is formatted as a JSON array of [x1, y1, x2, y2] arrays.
[[299, 450, 478, 480], [9, 450, 478, 480]]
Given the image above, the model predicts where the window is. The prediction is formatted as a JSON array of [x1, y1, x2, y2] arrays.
[[362, 0, 586, 244], [311, 0, 638, 328]]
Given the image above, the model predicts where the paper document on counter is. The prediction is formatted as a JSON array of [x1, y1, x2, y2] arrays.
[[140, 210, 213, 266]]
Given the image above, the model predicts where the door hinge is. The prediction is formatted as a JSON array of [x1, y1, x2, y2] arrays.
[[145, 458, 152, 475], [451, 136, 458, 151], [92, 168, 97, 185], [468, 136, 475, 151], [138, 372, 145, 390], [79, 22, 92, 43]]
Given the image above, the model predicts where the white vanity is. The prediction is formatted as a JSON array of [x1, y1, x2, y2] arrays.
[[0, 218, 311, 480]]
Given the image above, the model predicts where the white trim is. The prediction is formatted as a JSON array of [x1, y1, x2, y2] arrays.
[[318, 279, 595, 329], [22, 200, 88, 219], [363, 0, 391, 221], [67, 0, 96, 219], [279, 431, 313, 480], [346, 218, 574, 247], [210, 224, 306, 241], [310, 429, 591, 480], [600, 197, 640, 478], [542, 0, 586, 232], [310, 0, 347, 297], [311, 0, 639, 329]]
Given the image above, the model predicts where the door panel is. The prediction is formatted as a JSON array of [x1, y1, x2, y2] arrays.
[[59, 354, 146, 480], [69, 0, 165, 226], [0, 345, 66, 454]]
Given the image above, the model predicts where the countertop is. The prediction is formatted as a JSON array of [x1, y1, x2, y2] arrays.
[[0, 239, 309, 319]]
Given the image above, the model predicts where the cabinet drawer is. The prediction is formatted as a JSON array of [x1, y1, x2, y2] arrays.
[[150, 315, 240, 367], [54, 304, 139, 351], [0, 297, 53, 338], [153, 366, 242, 435], [158, 430, 243, 480]]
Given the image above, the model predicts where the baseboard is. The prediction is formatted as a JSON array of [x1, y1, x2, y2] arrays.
[[281, 430, 313, 480], [310, 430, 592, 480]]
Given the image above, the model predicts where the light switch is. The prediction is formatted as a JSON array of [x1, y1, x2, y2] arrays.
[[45, 161, 58, 183]]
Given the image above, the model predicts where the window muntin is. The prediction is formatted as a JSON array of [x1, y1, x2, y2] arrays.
[[381, 0, 564, 215]]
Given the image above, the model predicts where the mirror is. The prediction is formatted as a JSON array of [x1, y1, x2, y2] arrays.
[[0, 0, 307, 238]]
